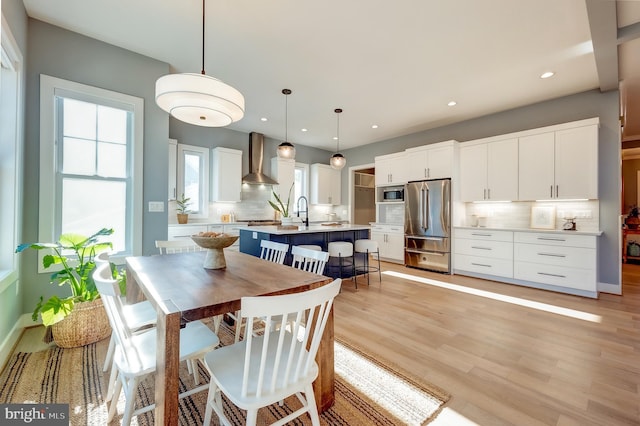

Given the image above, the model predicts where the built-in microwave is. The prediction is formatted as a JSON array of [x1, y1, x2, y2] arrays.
[[382, 187, 404, 202]]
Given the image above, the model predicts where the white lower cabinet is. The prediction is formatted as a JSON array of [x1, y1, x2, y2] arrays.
[[454, 227, 598, 297], [513, 232, 596, 292], [167, 224, 209, 241], [454, 229, 514, 278], [223, 224, 241, 251], [370, 224, 404, 263]]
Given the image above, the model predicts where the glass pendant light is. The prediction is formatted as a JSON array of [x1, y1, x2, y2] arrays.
[[277, 89, 296, 159], [330, 108, 346, 170], [155, 0, 244, 127]]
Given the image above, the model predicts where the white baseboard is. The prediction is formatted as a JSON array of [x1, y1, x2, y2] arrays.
[[0, 314, 39, 370], [598, 281, 622, 295]]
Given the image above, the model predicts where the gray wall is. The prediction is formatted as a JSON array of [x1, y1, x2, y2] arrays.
[[340, 89, 621, 288], [2, 0, 29, 343], [20, 19, 171, 314]]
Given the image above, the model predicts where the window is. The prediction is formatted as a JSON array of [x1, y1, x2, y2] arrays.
[[40, 75, 143, 265], [177, 144, 209, 218], [293, 163, 309, 214], [0, 14, 23, 287]]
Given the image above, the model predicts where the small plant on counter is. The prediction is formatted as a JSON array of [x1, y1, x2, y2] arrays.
[[269, 183, 294, 218], [176, 193, 191, 214]]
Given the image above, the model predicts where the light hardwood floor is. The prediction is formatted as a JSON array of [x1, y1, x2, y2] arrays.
[[334, 262, 639, 426]]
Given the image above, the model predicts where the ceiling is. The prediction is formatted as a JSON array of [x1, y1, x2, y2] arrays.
[[21, 0, 640, 151]]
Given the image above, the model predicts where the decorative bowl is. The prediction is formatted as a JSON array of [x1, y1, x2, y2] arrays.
[[191, 234, 239, 269], [191, 234, 239, 249]]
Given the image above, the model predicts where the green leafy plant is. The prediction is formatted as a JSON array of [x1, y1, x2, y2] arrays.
[[176, 193, 191, 214], [269, 183, 294, 218], [15, 228, 115, 327]]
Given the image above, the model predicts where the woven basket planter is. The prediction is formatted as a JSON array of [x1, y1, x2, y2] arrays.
[[51, 298, 112, 348]]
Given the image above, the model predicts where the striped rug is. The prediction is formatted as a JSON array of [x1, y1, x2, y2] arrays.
[[0, 322, 449, 425]]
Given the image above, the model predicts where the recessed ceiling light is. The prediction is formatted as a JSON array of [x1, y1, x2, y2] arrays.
[[260, 117, 268, 121], [540, 71, 555, 79], [301, 128, 307, 132], [447, 101, 457, 107], [333, 136, 338, 140], [371, 124, 379, 129]]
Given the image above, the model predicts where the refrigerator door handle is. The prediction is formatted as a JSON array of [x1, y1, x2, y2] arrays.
[[421, 185, 429, 230]]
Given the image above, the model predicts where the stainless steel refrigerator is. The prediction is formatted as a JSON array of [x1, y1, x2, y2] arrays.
[[404, 178, 451, 273]]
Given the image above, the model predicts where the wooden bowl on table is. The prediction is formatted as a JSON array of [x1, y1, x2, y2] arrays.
[[191, 233, 239, 269]]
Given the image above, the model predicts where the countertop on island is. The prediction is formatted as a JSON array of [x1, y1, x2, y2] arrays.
[[238, 224, 371, 235]]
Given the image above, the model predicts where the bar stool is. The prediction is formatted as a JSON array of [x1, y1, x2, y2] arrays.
[[327, 241, 356, 287], [354, 239, 382, 286], [296, 244, 322, 251]]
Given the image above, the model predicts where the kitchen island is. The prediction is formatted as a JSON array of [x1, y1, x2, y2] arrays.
[[239, 224, 371, 278]]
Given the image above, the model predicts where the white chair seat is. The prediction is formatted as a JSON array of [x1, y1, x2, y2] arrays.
[[114, 321, 219, 376], [204, 331, 318, 409]]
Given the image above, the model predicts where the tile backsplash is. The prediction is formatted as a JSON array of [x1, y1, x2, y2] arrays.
[[462, 200, 600, 232], [168, 185, 341, 224]]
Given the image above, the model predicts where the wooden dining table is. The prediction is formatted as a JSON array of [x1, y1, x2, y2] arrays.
[[125, 250, 335, 425]]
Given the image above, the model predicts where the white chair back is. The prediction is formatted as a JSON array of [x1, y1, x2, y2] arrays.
[[291, 246, 329, 275], [259, 240, 289, 264], [155, 239, 204, 254], [93, 264, 142, 371], [239, 279, 341, 399]]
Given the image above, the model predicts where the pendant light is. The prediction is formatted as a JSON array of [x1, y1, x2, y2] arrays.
[[155, 0, 244, 127], [330, 108, 346, 170], [277, 89, 296, 159]]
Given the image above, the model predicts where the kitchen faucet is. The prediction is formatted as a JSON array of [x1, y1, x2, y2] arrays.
[[296, 196, 309, 227]]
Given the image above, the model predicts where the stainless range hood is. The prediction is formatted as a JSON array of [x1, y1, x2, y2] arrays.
[[242, 132, 278, 185]]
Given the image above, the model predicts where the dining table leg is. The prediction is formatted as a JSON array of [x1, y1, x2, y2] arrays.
[[155, 303, 182, 426], [314, 305, 335, 412]]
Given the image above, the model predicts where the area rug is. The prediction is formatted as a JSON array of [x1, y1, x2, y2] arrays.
[[0, 323, 449, 425]]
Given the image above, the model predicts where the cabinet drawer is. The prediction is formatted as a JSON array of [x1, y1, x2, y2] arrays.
[[371, 225, 404, 234], [514, 243, 595, 269], [454, 254, 513, 278], [514, 261, 596, 291], [514, 232, 595, 248], [168, 225, 208, 240], [455, 238, 513, 260], [455, 228, 513, 242]]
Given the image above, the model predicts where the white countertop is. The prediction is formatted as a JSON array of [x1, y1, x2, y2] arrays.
[[238, 224, 371, 235], [454, 225, 602, 236]]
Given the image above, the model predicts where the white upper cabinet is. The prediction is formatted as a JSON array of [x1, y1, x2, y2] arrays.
[[460, 138, 518, 202], [212, 147, 242, 202], [375, 152, 406, 185], [554, 125, 598, 200], [271, 157, 295, 197], [168, 138, 177, 200], [405, 141, 455, 181], [518, 124, 597, 200], [310, 163, 341, 205]]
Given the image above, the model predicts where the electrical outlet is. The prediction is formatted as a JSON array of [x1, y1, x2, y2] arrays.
[[148, 201, 164, 212], [252, 232, 258, 239]]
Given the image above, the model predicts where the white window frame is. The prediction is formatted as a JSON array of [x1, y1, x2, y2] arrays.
[[292, 162, 309, 214], [0, 14, 24, 291], [39, 75, 144, 270], [177, 143, 209, 219]]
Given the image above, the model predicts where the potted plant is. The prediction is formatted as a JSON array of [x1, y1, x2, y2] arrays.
[[269, 183, 294, 224], [176, 193, 191, 224], [15, 228, 116, 348], [626, 205, 640, 229]]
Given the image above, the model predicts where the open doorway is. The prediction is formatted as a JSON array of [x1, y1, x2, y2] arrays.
[[349, 165, 376, 225]]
